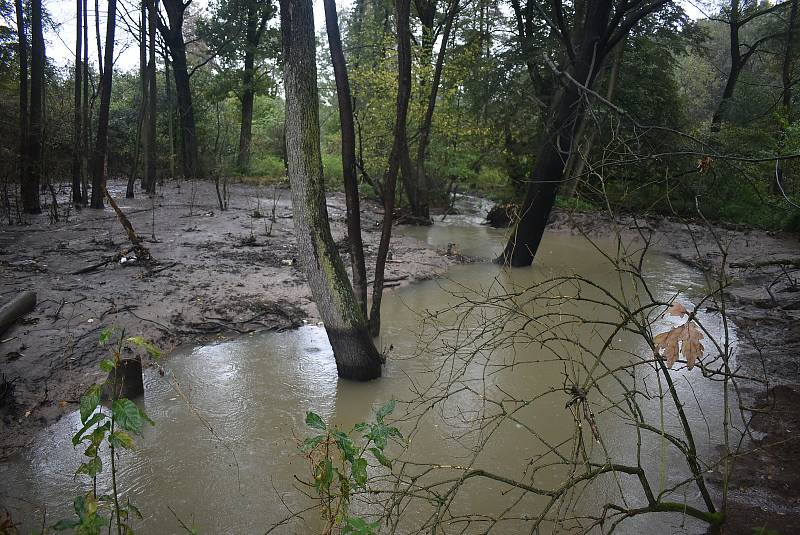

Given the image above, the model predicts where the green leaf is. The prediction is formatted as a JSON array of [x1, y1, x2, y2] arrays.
[[109, 430, 135, 449], [127, 499, 143, 520], [342, 516, 379, 535], [112, 399, 144, 435], [376, 399, 396, 423], [80, 384, 103, 425], [305, 411, 326, 431], [369, 447, 392, 469], [53, 518, 80, 531], [299, 435, 324, 453], [351, 458, 368, 487], [99, 327, 116, 345], [100, 359, 117, 373], [314, 458, 333, 492], [353, 422, 369, 433], [333, 431, 357, 462], [72, 412, 107, 446], [126, 336, 162, 359], [75, 456, 103, 478]]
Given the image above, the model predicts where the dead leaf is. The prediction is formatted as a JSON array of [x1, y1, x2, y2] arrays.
[[654, 321, 705, 369], [664, 302, 689, 318]]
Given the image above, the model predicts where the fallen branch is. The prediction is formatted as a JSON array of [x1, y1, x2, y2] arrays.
[[0, 291, 37, 336]]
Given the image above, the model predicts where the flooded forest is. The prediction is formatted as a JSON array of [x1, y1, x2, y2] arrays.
[[1, 0, 799, 533]]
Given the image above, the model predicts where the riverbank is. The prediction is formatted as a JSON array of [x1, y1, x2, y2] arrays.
[[1, 186, 798, 533], [0, 180, 462, 458], [547, 208, 800, 534]]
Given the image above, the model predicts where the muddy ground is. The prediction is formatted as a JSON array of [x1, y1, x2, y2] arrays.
[[1, 182, 799, 533], [0, 180, 460, 457]]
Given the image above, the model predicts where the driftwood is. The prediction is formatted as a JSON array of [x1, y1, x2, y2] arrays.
[[730, 258, 800, 269], [0, 291, 37, 336]]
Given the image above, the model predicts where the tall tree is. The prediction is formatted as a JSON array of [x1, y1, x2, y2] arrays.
[[82, 0, 89, 202], [144, 0, 157, 192], [90, 0, 118, 209], [405, 0, 459, 223], [498, 0, 672, 267], [14, 0, 29, 211], [323, 0, 368, 317], [72, 0, 83, 204], [710, 0, 788, 132], [369, 0, 413, 336], [158, 0, 201, 179], [280, 0, 382, 380], [198, 0, 278, 173], [22, 0, 44, 214]]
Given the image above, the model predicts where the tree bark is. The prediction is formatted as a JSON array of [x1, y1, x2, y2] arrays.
[[72, 0, 84, 204], [323, 0, 369, 317], [237, 6, 258, 172], [23, 0, 44, 214], [15, 0, 29, 212], [144, 0, 158, 192], [280, 0, 382, 380], [411, 0, 458, 224], [82, 0, 90, 203], [369, 0, 413, 336], [158, 0, 200, 179], [498, 0, 614, 267], [90, 0, 118, 209]]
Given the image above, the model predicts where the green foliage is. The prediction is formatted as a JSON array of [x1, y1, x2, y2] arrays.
[[55, 328, 157, 535], [300, 400, 401, 533]]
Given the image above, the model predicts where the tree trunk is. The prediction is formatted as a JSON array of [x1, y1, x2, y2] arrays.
[[23, 0, 44, 214], [90, 0, 117, 209], [324, 0, 369, 317], [72, 0, 83, 204], [369, 0, 413, 336], [237, 6, 257, 173], [776, 0, 798, 194], [498, 0, 613, 267], [711, 0, 743, 133], [158, 0, 200, 179], [280, 0, 382, 380], [128, 2, 147, 199], [82, 0, 90, 203], [412, 0, 458, 224], [144, 0, 157, 192], [15, 0, 29, 212]]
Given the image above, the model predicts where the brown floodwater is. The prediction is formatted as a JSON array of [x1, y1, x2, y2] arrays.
[[0, 206, 737, 534]]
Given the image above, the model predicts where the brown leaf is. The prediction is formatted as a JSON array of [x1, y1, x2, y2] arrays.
[[654, 321, 705, 370], [664, 302, 689, 318]]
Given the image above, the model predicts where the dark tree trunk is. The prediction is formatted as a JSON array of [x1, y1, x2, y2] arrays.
[[127, 2, 147, 199], [144, 0, 157, 192], [15, 0, 29, 210], [498, 0, 613, 267], [72, 0, 83, 204], [23, 0, 44, 214], [412, 0, 458, 224], [776, 0, 798, 194], [158, 0, 200, 179], [323, 0, 369, 317], [82, 0, 89, 203], [90, 0, 117, 209], [280, 0, 382, 380], [369, 0, 413, 336], [237, 6, 257, 172]]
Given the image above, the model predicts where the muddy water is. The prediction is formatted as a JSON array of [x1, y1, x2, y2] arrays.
[[0, 210, 735, 534]]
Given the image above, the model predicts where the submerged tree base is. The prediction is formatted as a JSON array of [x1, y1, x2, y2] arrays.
[[327, 328, 383, 381]]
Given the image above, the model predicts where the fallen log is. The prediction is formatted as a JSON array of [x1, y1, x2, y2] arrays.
[[0, 291, 37, 336]]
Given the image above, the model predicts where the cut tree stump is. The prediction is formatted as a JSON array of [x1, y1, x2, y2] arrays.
[[102, 358, 145, 399], [0, 291, 37, 336]]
